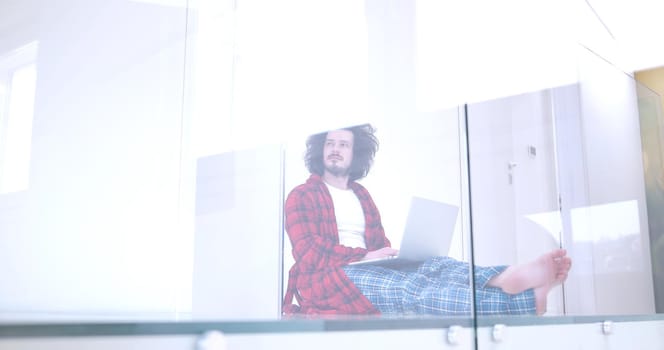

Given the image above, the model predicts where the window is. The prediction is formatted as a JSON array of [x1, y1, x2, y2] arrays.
[[0, 42, 38, 194]]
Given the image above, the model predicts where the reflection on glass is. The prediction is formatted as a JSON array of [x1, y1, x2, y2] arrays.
[[570, 201, 645, 279], [524, 210, 563, 244], [191, 145, 284, 320], [570, 200, 641, 244]]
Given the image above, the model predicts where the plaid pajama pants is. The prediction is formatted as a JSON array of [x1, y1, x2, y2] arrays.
[[343, 256, 536, 315]]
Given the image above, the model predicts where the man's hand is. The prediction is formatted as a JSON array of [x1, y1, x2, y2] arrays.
[[363, 247, 399, 261]]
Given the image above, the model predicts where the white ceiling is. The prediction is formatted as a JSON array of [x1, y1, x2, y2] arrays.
[[2, 0, 663, 72], [586, 0, 664, 71]]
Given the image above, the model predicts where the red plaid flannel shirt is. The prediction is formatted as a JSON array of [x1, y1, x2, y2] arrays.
[[282, 174, 391, 315]]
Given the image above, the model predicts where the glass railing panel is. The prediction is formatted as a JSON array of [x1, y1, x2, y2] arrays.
[[636, 79, 664, 314], [279, 109, 473, 321], [465, 44, 662, 327], [466, 87, 569, 318], [182, 0, 477, 325], [0, 0, 189, 321], [3, 1, 662, 346], [566, 46, 657, 316]]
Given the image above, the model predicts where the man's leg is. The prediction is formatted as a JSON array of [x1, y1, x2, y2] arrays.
[[415, 256, 506, 287], [474, 288, 536, 315], [343, 257, 542, 316], [418, 257, 538, 315], [343, 258, 505, 316], [342, 264, 414, 314], [344, 263, 476, 315]]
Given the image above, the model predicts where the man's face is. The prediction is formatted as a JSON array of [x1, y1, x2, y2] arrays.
[[323, 129, 354, 177]]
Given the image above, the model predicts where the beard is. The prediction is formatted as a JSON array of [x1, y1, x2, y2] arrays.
[[325, 163, 350, 177]]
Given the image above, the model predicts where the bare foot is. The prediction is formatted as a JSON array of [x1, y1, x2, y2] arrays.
[[487, 249, 572, 313]]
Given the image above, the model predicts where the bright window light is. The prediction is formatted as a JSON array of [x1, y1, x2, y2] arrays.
[[1, 63, 37, 194], [0, 41, 38, 194]]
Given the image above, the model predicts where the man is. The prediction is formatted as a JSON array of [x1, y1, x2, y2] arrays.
[[283, 124, 571, 316]]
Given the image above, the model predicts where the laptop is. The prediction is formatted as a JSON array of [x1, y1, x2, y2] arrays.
[[349, 196, 459, 268]]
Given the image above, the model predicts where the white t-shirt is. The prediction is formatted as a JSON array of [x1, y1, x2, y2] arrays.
[[325, 183, 366, 249]]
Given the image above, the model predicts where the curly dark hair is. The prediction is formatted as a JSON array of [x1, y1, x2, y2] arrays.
[[304, 124, 379, 182]]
